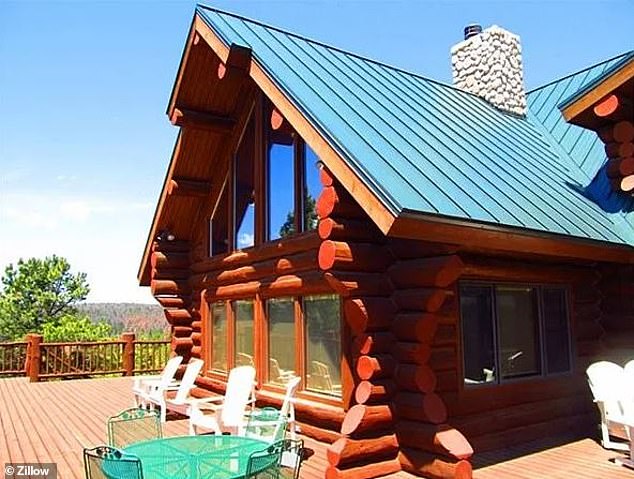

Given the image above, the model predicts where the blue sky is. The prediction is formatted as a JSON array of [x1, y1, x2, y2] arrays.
[[1, 1, 632, 303]]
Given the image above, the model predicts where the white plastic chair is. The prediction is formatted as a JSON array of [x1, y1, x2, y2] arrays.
[[586, 361, 631, 451], [132, 356, 183, 408], [146, 358, 204, 422], [188, 365, 256, 435]]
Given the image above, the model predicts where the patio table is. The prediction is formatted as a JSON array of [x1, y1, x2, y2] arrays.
[[114, 435, 271, 479]]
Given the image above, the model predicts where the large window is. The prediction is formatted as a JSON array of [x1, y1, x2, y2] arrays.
[[460, 283, 571, 386], [305, 295, 342, 396], [208, 100, 322, 257], [233, 300, 254, 367], [208, 294, 342, 398]]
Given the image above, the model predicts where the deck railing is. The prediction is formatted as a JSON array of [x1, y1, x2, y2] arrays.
[[0, 333, 170, 381]]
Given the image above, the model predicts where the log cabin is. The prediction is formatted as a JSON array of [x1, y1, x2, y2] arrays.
[[137, 6, 634, 479]]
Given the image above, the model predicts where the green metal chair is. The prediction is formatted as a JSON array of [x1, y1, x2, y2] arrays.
[[83, 445, 143, 479], [278, 439, 307, 479], [244, 407, 288, 444], [245, 440, 285, 479], [107, 407, 162, 449]]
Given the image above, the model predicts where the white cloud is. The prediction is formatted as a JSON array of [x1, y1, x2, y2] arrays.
[[238, 232, 254, 248]]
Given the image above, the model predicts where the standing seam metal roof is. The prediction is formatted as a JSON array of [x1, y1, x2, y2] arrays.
[[197, 5, 634, 247]]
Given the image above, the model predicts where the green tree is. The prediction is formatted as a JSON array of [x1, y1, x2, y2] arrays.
[[279, 193, 318, 238], [42, 314, 112, 342], [0, 256, 90, 340]]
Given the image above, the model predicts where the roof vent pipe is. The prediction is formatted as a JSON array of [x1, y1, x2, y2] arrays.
[[464, 24, 482, 40]]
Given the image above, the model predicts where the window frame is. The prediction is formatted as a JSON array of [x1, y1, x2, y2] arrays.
[[204, 293, 344, 405], [459, 281, 573, 388]]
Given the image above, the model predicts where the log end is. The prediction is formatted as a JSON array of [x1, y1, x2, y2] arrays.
[[340, 404, 365, 436], [425, 393, 449, 424], [356, 356, 377, 381], [594, 94, 619, 118], [316, 187, 337, 219], [318, 217, 335, 240], [326, 438, 347, 466], [318, 240, 337, 271], [320, 165, 335, 187], [438, 427, 474, 460], [217, 63, 226, 79], [271, 108, 285, 130]]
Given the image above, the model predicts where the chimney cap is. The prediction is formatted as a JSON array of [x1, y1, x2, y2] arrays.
[[464, 24, 482, 40]]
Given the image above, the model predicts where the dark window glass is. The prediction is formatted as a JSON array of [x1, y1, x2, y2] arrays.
[[303, 145, 320, 232], [460, 286, 496, 384], [496, 286, 541, 379], [542, 288, 571, 374], [267, 298, 297, 386], [304, 295, 341, 396], [234, 118, 255, 249], [233, 300, 254, 366], [209, 183, 229, 256], [268, 143, 295, 240], [211, 302, 227, 373]]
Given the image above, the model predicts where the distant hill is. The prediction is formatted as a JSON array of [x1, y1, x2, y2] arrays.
[[78, 303, 168, 336]]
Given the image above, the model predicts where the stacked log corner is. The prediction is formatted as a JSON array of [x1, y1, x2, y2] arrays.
[[598, 120, 634, 193], [150, 240, 195, 362], [388, 242, 473, 479], [318, 167, 401, 479]]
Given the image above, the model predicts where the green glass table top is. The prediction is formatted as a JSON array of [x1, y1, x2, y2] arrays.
[[120, 435, 271, 479]]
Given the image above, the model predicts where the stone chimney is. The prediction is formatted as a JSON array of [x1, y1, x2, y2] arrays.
[[451, 24, 527, 116]]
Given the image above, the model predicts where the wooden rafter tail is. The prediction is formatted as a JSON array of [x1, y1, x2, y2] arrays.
[[217, 43, 252, 79], [619, 174, 634, 193], [167, 178, 212, 198], [169, 108, 235, 134]]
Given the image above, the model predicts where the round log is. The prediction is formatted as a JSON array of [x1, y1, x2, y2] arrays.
[[392, 312, 439, 342], [295, 421, 341, 444], [398, 449, 472, 479], [325, 459, 401, 479], [152, 240, 189, 253], [352, 332, 395, 356], [393, 392, 448, 424], [211, 281, 260, 299], [191, 346, 202, 357], [324, 271, 393, 297], [172, 326, 193, 338], [164, 309, 193, 326], [151, 251, 190, 269], [392, 288, 450, 312], [607, 157, 634, 178], [151, 279, 191, 296], [343, 297, 395, 335], [318, 217, 381, 242], [428, 346, 458, 371], [356, 354, 397, 381], [340, 404, 394, 436], [614, 121, 634, 143], [167, 178, 211, 198], [594, 94, 619, 117], [320, 166, 335, 187], [354, 379, 397, 404], [156, 296, 188, 309], [191, 320, 202, 331], [263, 272, 330, 297], [316, 186, 363, 219], [388, 255, 464, 289], [395, 364, 437, 393], [392, 341, 432, 365], [172, 337, 194, 353], [327, 434, 399, 467], [319, 240, 392, 272], [606, 141, 634, 159], [191, 332, 202, 343], [615, 174, 634, 192], [151, 267, 190, 281], [396, 422, 473, 460]]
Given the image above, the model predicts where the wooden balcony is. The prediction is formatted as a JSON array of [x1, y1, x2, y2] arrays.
[[0, 376, 631, 479]]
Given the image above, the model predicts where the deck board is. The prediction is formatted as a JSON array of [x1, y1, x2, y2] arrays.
[[0, 376, 632, 479]]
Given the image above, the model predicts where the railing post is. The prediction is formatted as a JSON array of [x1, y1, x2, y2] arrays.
[[122, 332, 135, 376], [26, 333, 42, 382]]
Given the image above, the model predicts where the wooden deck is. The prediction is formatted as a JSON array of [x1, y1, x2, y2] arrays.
[[0, 376, 631, 479]]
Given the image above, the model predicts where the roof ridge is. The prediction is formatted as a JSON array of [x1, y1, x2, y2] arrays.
[[527, 50, 633, 94], [196, 3, 490, 99]]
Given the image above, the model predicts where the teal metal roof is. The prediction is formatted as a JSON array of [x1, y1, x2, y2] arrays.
[[559, 51, 634, 111], [197, 5, 634, 248]]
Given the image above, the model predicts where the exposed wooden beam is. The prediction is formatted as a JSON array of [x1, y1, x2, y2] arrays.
[[217, 44, 252, 80], [562, 59, 634, 122], [167, 178, 212, 198], [170, 108, 235, 133]]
